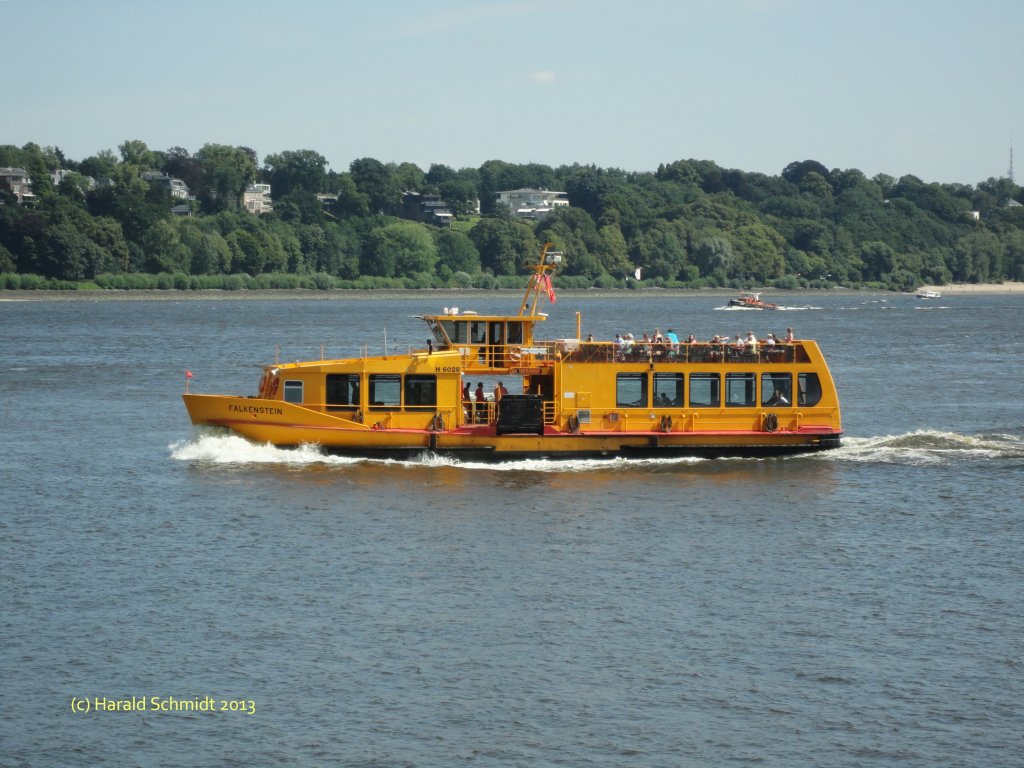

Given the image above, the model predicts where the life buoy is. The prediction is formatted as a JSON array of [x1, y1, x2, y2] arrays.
[[567, 415, 580, 434], [508, 346, 522, 362], [764, 413, 778, 432]]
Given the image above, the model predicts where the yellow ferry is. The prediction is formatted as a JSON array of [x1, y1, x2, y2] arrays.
[[183, 244, 842, 459]]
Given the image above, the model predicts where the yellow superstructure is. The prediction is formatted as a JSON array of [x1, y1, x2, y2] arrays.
[[183, 244, 842, 458]]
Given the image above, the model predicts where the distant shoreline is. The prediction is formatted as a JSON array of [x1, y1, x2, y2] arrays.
[[2, 283, 1022, 302]]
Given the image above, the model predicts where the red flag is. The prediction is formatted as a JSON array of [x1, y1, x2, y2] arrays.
[[185, 369, 194, 379], [543, 273, 556, 303]]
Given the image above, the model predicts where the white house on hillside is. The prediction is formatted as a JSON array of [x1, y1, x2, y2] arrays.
[[495, 187, 569, 219], [243, 183, 274, 215]]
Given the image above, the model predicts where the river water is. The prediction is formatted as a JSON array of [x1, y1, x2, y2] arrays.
[[2, 291, 1022, 767]]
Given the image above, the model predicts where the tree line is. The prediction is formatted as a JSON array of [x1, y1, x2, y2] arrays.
[[2, 140, 1023, 292]]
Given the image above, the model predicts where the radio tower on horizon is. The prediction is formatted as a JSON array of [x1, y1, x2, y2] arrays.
[[1010, 136, 1016, 183]]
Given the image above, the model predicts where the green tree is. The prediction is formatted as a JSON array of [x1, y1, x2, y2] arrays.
[[141, 219, 190, 273], [195, 144, 257, 211], [858, 241, 896, 281], [470, 217, 536, 275], [435, 229, 481, 275], [731, 223, 786, 282], [393, 162, 426, 194], [364, 221, 437, 277], [350, 157, 400, 214], [332, 174, 370, 219], [264, 149, 328, 196]]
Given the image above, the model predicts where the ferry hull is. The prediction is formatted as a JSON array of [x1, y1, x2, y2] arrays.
[[183, 394, 841, 460]]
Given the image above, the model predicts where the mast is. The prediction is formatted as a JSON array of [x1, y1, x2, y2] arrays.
[[518, 242, 562, 317]]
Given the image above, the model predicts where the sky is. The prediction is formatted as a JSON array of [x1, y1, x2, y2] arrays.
[[3, 0, 1022, 185]]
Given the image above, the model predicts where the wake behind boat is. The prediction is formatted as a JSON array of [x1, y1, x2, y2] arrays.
[[182, 245, 843, 459]]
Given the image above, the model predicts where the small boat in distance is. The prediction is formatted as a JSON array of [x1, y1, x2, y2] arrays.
[[916, 289, 942, 299], [728, 291, 778, 310], [182, 244, 843, 459]]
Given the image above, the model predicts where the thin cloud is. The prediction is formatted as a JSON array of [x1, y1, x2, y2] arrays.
[[530, 71, 557, 84]]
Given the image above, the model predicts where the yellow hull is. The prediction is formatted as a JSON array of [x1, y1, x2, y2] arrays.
[[183, 393, 840, 458]]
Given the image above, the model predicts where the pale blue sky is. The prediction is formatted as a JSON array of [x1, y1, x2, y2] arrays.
[[4, 0, 1022, 184]]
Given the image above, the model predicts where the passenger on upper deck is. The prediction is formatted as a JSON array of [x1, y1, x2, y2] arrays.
[[686, 334, 697, 344], [665, 329, 679, 354], [785, 327, 795, 342], [745, 331, 759, 352], [621, 334, 635, 355]]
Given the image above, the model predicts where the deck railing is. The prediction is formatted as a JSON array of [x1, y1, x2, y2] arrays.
[[547, 341, 804, 365]]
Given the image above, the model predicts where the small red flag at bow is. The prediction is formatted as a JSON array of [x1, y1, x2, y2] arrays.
[[185, 369, 193, 379]]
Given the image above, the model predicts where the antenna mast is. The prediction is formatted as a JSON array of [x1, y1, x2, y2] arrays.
[[1009, 136, 1016, 184]]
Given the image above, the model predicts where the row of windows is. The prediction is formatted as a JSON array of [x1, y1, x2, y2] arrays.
[[317, 373, 437, 411], [282, 371, 820, 412], [616, 372, 822, 409]]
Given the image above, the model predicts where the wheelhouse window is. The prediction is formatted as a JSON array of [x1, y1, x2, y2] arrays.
[[439, 320, 468, 344], [761, 373, 792, 407], [326, 374, 360, 411], [470, 321, 486, 344], [688, 373, 720, 407], [283, 380, 303, 404], [507, 322, 524, 345], [726, 373, 756, 407], [404, 375, 437, 410], [654, 373, 683, 407], [616, 373, 648, 408], [368, 374, 401, 410], [798, 372, 823, 406]]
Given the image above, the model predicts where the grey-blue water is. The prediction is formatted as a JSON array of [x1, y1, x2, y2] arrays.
[[2, 291, 1022, 767]]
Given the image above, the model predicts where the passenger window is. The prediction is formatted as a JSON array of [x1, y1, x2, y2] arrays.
[[368, 374, 401, 409], [404, 375, 437, 409], [688, 373, 719, 407], [761, 373, 792, 407], [326, 374, 360, 410], [283, 380, 303, 404], [725, 373, 756, 407], [654, 373, 683, 407], [616, 373, 648, 408], [798, 373, 823, 406], [507, 322, 524, 345]]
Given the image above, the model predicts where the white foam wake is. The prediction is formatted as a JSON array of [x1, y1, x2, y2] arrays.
[[823, 430, 1024, 465], [168, 432, 708, 472]]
